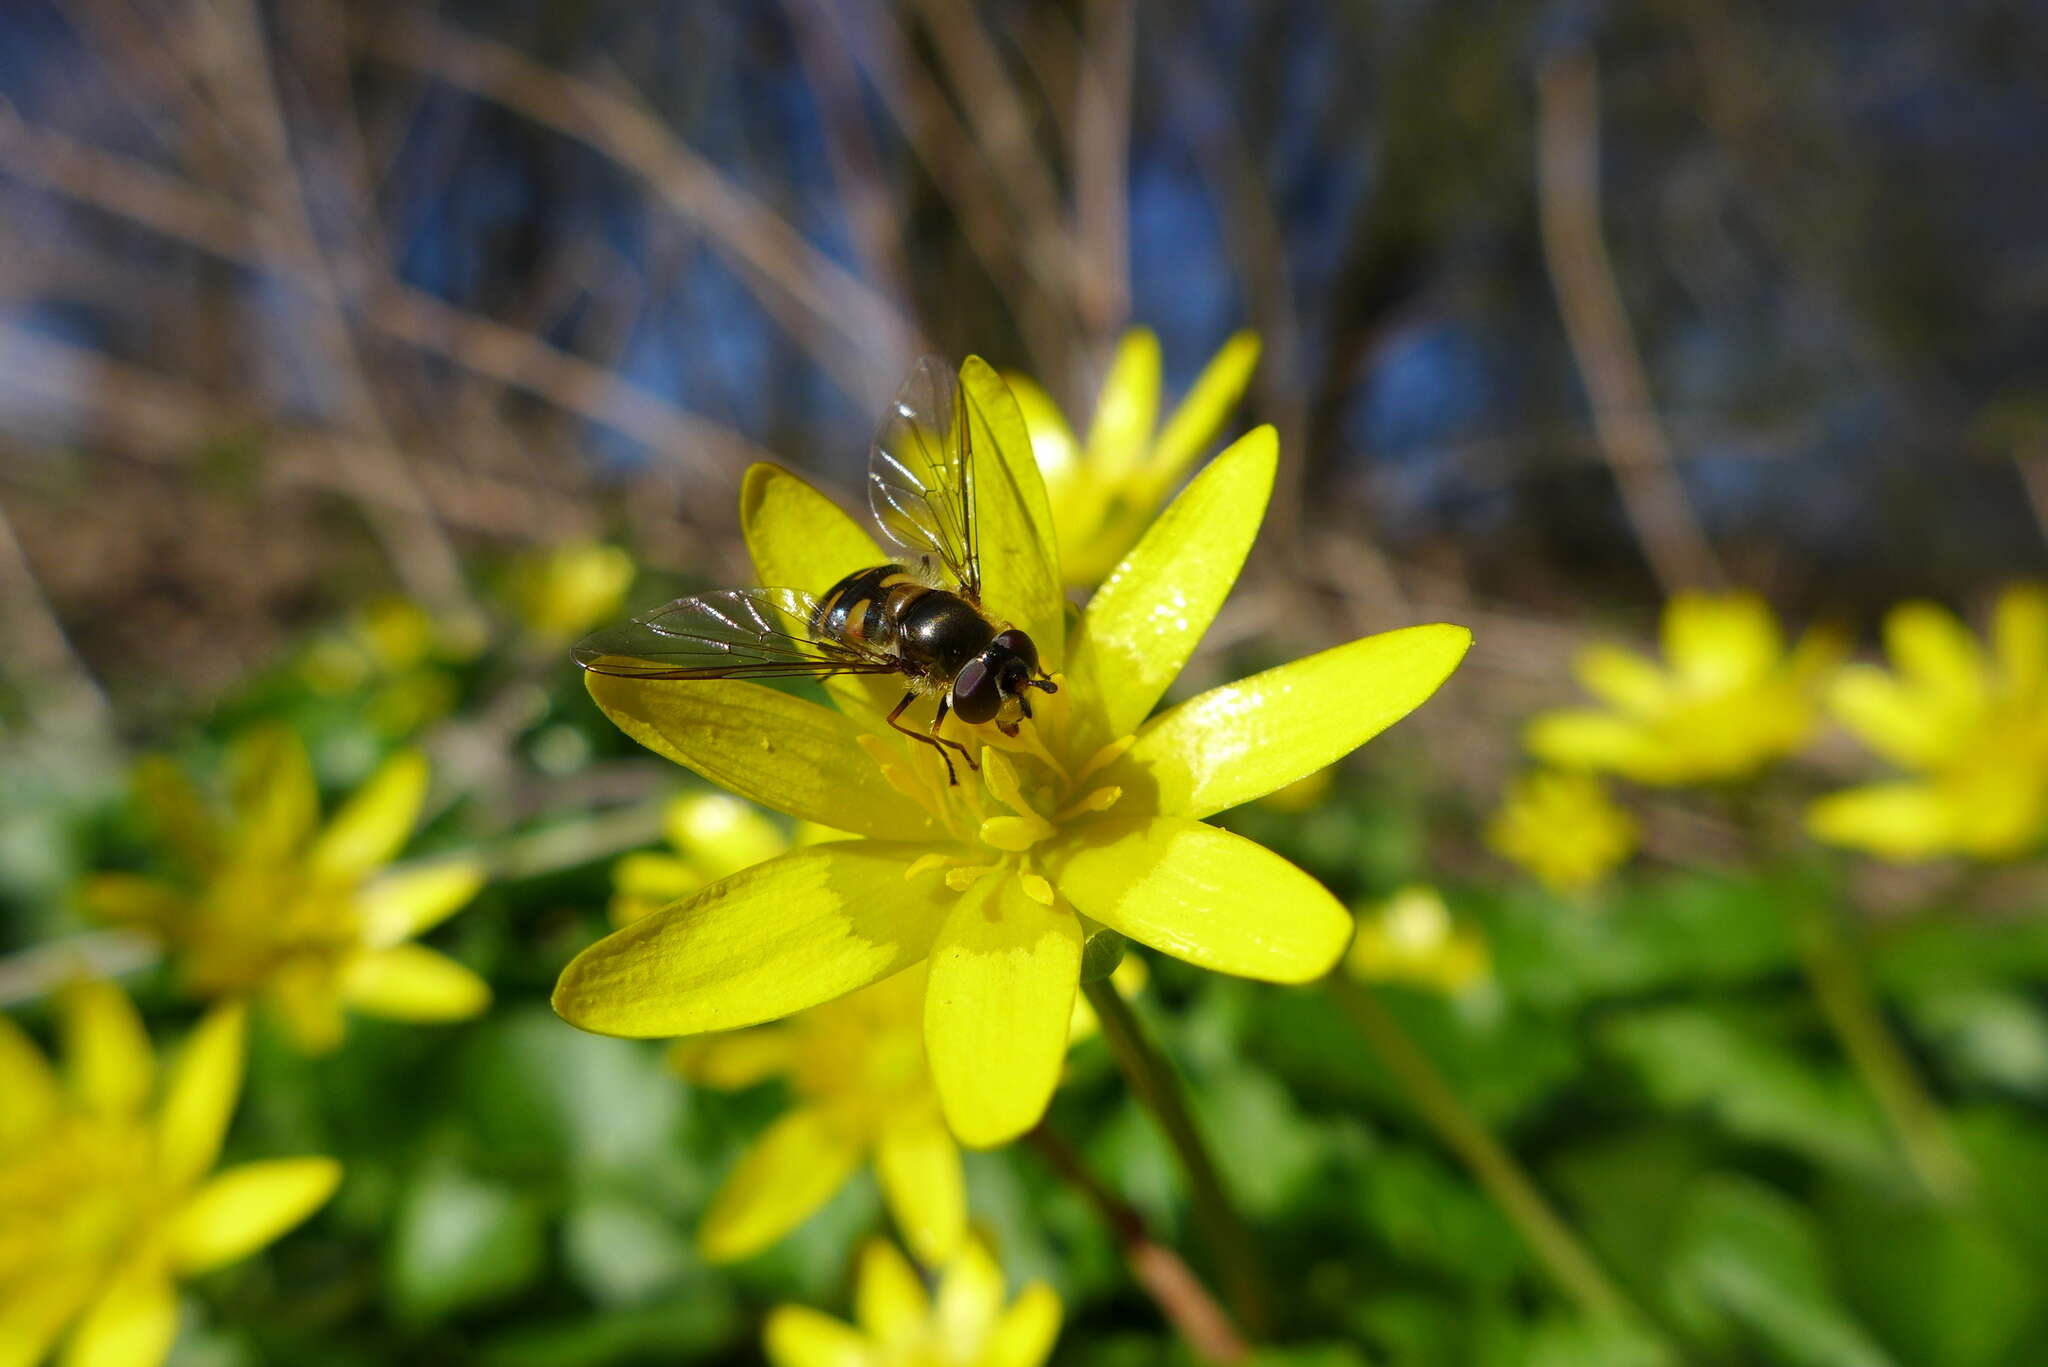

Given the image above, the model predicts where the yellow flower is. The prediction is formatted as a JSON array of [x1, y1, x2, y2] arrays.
[[1808, 585, 2048, 861], [1345, 886, 1490, 996], [1486, 770, 1638, 893], [554, 357, 1471, 1148], [610, 793, 794, 927], [298, 597, 472, 736], [81, 727, 488, 1053], [1526, 592, 1841, 785], [670, 964, 964, 1266], [764, 1237, 1059, 1367], [1009, 328, 1260, 588], [501, 542, 636, 642], [0, 983, 339, 1367]]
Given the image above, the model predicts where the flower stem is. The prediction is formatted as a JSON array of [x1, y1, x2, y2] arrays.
[[1792, 895, 1973, 1203], [1081, 977, 1268, 1337], [1325, 975, 1658, 1336], [1028, 1124, 1249, 1364]]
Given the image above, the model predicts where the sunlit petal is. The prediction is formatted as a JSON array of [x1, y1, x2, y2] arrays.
[[762, 1307, 869, 1367], [668, 1026, 797, 1090], [1993, 582, 2048, 700], [1805, 783, 1955, 862], [985, 1282, 1063, 1367], [158, 1002, 247, 1190], [873, 1110, 966, 1268], [855, 1237, 930, 1343], [924, 878, 1079, 1148], [58, 980, 153, 1118], [698, 1107, 863, 1263], [1049, 815, 1350, 982], [1663, 591, 1780, 689], [1069, 426, 1275, 745], [169, 1157, 341, 1275], [57, 1268, 177, 1367], [1149, 330, 1260, 492], [961, 357, 1064, 666], [0, 1268, 94, 1367], [586, 673, 935, 842], [1122, 624, 1471, 819], [1828, 664, 1953, 769], [341, 945, 491, 1022], [740, 462, 889, 594], [357, 860, 485, 949], [935, 1237, 1006, 1350], [554, 843, 951, 1037], [1885, 600, 1987, 714], [307, 750, 427, 883], [1085, 328, 1161, 476], [1006, 371, 1081, 484], [1524, 709, 1664, 779]]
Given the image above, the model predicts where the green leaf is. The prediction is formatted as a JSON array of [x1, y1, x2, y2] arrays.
[[387, 1159, 546, 1324]]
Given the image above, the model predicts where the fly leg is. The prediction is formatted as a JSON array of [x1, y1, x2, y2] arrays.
[[885, 691, 976, 786], [928, 697, 979, 777]]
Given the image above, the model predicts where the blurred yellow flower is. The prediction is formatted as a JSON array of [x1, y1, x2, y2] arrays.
[[1486, 770, 1638, 893], [501, 542, 636, 643], [81, 727, 488, 1053], [1009, 327, 1260, 588], [556, 358, 1470, 1148], [1808, 585, 2048, 861], [0, 983, 339, 1367], [1346, 886, 1490, 996], [1527, 592, 1841, 785], [670, 964, 964, 1267], [298, 597, 472, 736], [609, 792, 793, 927], [764, 1237, 1060, 1367]]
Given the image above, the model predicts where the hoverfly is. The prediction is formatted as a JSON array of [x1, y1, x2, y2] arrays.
[[574, 357, 1059, 784]]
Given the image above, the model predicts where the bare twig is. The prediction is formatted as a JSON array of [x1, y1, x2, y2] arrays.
[[1072, 0, 1134, 343], [1536, 47, 1724, 595], [357, 11, 910, 403], [1028, 1125, 1249, 1364], [0, 491, 112, 735]]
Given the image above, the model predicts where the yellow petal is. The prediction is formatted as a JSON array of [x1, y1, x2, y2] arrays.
[[158, 1001, 246, 1190], [763, 1307, 869, 1367], [1993, 583, 2048, 700], [0, 1014, 58, 1147], [308, 750, 427, 883], [356, 860, 485, 949], [924, 878, 1080, 1148], [698, 1107, 863, 1262], [873, 1111, 966, 1266], [1573, 644, 1669, 715], [1069, 426, 1275, 745], [1149, 330, 1260, 493], [1828, 665, 1951, 769], [1662, 592, 1781, 689], [586, 672, 935, 842], [1048, 816, 1350, 982], [1523, 709, 1664, 778], [855, 1237, 930, 1341], [1085, 327, 1161, 474], [741, 462, 889, 596], [935, 1237, 1005, 1350], [667, 1026, 797, 1089], [58, 1268, 178, 1367], [131, 755, 218, 875], [0, 1267, 93, 1367], [554, 843, 951, 1037], [986, 1282, 1063, 1367], [340, 945, 491, 1022], [169, 1157, 341, 1274], [1007, 372, 1082, 486], [75, 874, 183, 929], [1885, 600, 1987, 713], [960, 357, 1064, 666], [1805, 783, 1954, 861], [226, 725, 317, 864], [266, 965, 347, 1056], [665, 793, 790, 882], [59, 980, 153, 1118], [1121, 624, 1471, 819]]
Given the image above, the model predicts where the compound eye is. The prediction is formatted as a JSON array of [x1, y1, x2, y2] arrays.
[[991, 629, 1039, 674], [950, 657, 1002, 725]]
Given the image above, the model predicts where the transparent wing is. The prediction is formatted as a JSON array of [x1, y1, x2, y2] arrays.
[[573, 587, 903, 680], [868, 355, 979, 600]]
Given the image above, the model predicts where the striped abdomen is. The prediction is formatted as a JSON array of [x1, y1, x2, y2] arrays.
[[813, 563, 996, 680]]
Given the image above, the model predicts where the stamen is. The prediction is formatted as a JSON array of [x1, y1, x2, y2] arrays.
[[980, 814, 1054, 852], [903, 853, 951, 881], [945, 863, 1001, 891], [1018, 870, 1056, 906], [1056, 785, 1123, 823]]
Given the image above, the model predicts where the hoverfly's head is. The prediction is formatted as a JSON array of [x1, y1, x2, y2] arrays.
[[951, 628, 1059, 728]]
